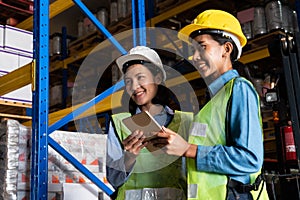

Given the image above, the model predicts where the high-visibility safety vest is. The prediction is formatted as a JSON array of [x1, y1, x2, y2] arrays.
[[112, 110, 193, 200], [187, 78, 269, 200]]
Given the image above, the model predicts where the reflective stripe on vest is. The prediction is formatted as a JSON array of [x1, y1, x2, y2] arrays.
[[112, 110, 193, 200], [187, 78, 269, 200], [125, 187, 184, 200]]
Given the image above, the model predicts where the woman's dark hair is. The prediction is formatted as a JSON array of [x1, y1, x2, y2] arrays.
[[120, 62, 180, 115]]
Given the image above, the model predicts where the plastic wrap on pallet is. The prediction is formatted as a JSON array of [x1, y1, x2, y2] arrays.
[[0, 170, 18, 200], [48, 131, 113, 199], [0, 120, 112, 199], [48, 131, 108, 183], [0, 119, 31, 200], [0, 145, 18, 169]]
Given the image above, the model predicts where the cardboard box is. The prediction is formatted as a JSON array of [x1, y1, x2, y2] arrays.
[[17, 191, 63, 200], [0, 50, 33, 104], [0, 50, 23, 72], [62, 183, 111, 200], [3, 25, 33, 56], [0, 85, 32, 104]]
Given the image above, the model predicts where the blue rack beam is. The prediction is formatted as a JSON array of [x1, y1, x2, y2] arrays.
[[31, 0, 49, 199], [48, 80, 124, 133]]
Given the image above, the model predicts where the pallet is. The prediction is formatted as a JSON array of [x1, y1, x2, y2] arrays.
[[0, 100, 31, 122], [157, 0, 182, 13], [246, 30, 286, 50], [68, 31, 104, 56]]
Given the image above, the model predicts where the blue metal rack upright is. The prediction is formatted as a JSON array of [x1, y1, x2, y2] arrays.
[[31, 0, 49, 199], [31, 0, 147, 199]]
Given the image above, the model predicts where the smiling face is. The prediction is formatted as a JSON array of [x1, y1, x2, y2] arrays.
[[124, 64, 162, 110], [191, 34, 233, 84]]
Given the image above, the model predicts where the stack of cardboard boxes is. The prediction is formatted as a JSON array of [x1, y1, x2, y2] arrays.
[[0, 25, 33, 104]]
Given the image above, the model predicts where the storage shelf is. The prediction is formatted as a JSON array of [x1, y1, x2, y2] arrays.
[[147, 0, 208, 26], [0, 100, 31, 122], [264, 137, 276, 142], [263, 117, 274, 123]]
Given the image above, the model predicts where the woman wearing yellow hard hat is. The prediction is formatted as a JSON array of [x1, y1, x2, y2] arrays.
[[151, 10, 269, 200]]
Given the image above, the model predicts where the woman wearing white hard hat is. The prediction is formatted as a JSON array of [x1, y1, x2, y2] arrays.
[[106, 46, 193, 200], [152, 10, 269, 200]]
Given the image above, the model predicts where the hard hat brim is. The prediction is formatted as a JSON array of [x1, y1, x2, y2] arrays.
[[178, 24, 247, 47], [116, 53, 166, 81], [178, 24, 205, 44]]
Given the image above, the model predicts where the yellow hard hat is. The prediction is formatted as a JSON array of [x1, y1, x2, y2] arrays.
[[178, 9, 247, 47]]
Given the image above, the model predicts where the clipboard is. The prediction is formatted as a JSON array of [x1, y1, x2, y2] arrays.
[[122, 111, 163, 152], [122, 111, 162, 140]]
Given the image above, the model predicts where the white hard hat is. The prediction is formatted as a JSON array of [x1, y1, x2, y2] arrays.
[[116, 46, 166, 81]]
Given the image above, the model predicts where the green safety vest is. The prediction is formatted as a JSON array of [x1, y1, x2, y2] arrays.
[[112, 110, 193, 200], [187, 78, 269, 200]]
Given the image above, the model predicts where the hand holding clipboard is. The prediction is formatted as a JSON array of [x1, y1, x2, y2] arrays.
[[122, 111, 164, 151]]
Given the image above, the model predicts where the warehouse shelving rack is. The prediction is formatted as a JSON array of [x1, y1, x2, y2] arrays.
[[2, 0, 298, 199], [1, 0, 209, 125], [29, 1, 272, 198], [29, 0, 219, 198], [30, 0, 211, 199], [2, 1, 227, 128]]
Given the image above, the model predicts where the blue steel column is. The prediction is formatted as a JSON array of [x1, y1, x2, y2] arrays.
[[31, 0, 49, 199], [132, 0, 146, 46], [132, 0, 137, 46], [138, 0, 146, 46]]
